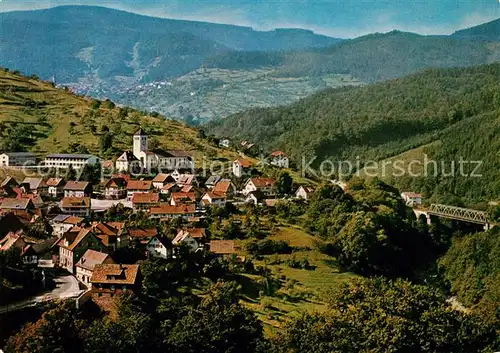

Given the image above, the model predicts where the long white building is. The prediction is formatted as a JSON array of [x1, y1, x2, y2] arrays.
[[44, 154, 101, 170]]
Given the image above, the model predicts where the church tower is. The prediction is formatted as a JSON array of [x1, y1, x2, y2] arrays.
[[133, 128, 148, 159]]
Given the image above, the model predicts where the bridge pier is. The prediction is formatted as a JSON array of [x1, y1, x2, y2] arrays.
[[484, 223, 493, 231], [413, 209, 432, 225]]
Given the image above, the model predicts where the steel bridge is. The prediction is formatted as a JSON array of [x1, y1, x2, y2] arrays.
[[427, 204, 490, 225]]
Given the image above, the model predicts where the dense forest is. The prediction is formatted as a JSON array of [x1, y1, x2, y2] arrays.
[[207, 63, 500, 203], [206, 31, 499, 82]]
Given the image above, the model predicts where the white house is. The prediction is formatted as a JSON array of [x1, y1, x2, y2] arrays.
[[152, 173, 175, 189], [45, 178, 65, 198], [75, 250, 114, 286], [401, 192, 423, 207], [64, 181, 92, 198], [132, 128, 194, 171], [218, 139, 230, 148], [200, 192, 226, 207], [115, 151, 139, 172], [295, 185, 316, 200], [270, 151, 289, 168], [51, 214, 84, 237], [243, 177, 276, 196], [0, 152, 36, 167], [172, 229, 205, 252], [232, 159, 252, 178], [60, 197, 91, 217], [146, 237, 172, 260]]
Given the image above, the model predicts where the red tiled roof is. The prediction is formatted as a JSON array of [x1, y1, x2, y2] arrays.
[[126, 180, 152, 191], [61, 197, 90, 209], [91, 264, 139, 285], [150, 204, 196, 215], [45, 178, 64, 187], [234, 158, 252, 168], [271, 151, 288, 157], [64, 181, 90, 191], [249, 177, 276, 188], [128, 228, 157, 239], [132, 192, 160, 204], [56, 228, 93, 251], [213, 180, 233, 195], [171, 192, 196, 203]]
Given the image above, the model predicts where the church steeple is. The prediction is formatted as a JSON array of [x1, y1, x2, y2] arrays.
[[133, 127, 148, 159]]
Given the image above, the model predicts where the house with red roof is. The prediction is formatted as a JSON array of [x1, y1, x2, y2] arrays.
[[270, 151, 289, 168], [56, 227, 107, 273]]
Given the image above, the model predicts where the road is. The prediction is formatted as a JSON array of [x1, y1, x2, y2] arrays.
[[0, 273, 81, 314]]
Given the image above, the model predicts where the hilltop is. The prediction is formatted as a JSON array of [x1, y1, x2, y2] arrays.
[[0, 68, 238, 164], [206, 64, 500, 203]]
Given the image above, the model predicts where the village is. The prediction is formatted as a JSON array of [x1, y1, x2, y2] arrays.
[[0, 128, 324, 309]]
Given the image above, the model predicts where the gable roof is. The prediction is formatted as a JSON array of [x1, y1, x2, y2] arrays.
[[248, 177, 276, 188], [117, 151, 138, 162], [297, 185, 316, 195], [45, 178, 65, 187], [128, 227, 158, 239], [209, 240, 235, 255], [149, 204, 196, 215], [152, 173, 172, 183], [22, 177, 45, 190], [61, 197, 90, 209], [105, 177, 127, 189], [175, 228, 206, 243], [56, 228, 94, 251], [0, 230, 26, 251], [64, 181, 90, 191], [234, 158, 252, 168], [76, 249, 113, 271], [0, 198, 34, 210], [177, 174, 196, 185], [271, 151, 288, 157], [91, 264, 140, 285], [213, 180, 234, 195], [126, 180, 152, 191], [132, 192, 160, 204], [134, 128, 146, 136], [171, 192, 196, 203]]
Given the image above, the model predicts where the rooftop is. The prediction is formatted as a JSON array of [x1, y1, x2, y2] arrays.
[[91, 264, 140, 285]]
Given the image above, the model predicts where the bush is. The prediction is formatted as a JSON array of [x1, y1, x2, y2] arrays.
[[246, 240, 293, 255]]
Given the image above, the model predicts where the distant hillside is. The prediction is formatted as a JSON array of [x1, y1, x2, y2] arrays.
[[206, 64, 500, 203], [207, 31, 500, 83], [2, 6, 500, 123], [0, 5, 340, 85], [0, 68, 238, 164], [453, 18, 500, 41]]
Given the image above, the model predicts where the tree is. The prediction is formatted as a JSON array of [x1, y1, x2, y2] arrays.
[[274, 277, 499, 353], [167, 281, 265, 353], [5, 302, 88, 353], [276, 171, 293, 195], [99, 132, 113, 152]]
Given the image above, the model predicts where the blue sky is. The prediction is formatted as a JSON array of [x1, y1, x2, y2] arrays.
[[1, 0, 500, 38]]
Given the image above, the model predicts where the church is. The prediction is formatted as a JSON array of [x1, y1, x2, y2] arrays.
[[115, 128, 194, 172]]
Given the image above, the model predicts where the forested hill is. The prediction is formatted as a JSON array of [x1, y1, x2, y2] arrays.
[[206, 31, 500, 83], [206, 64, 500, 203], [453, 18, 500, 41], [0, 5, 340, 84]]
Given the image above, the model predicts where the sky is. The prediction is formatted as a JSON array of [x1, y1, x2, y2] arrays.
[[1, 0, 500, 38]]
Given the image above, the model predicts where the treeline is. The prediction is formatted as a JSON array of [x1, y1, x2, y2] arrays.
[[207, 63, 500, 203]]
